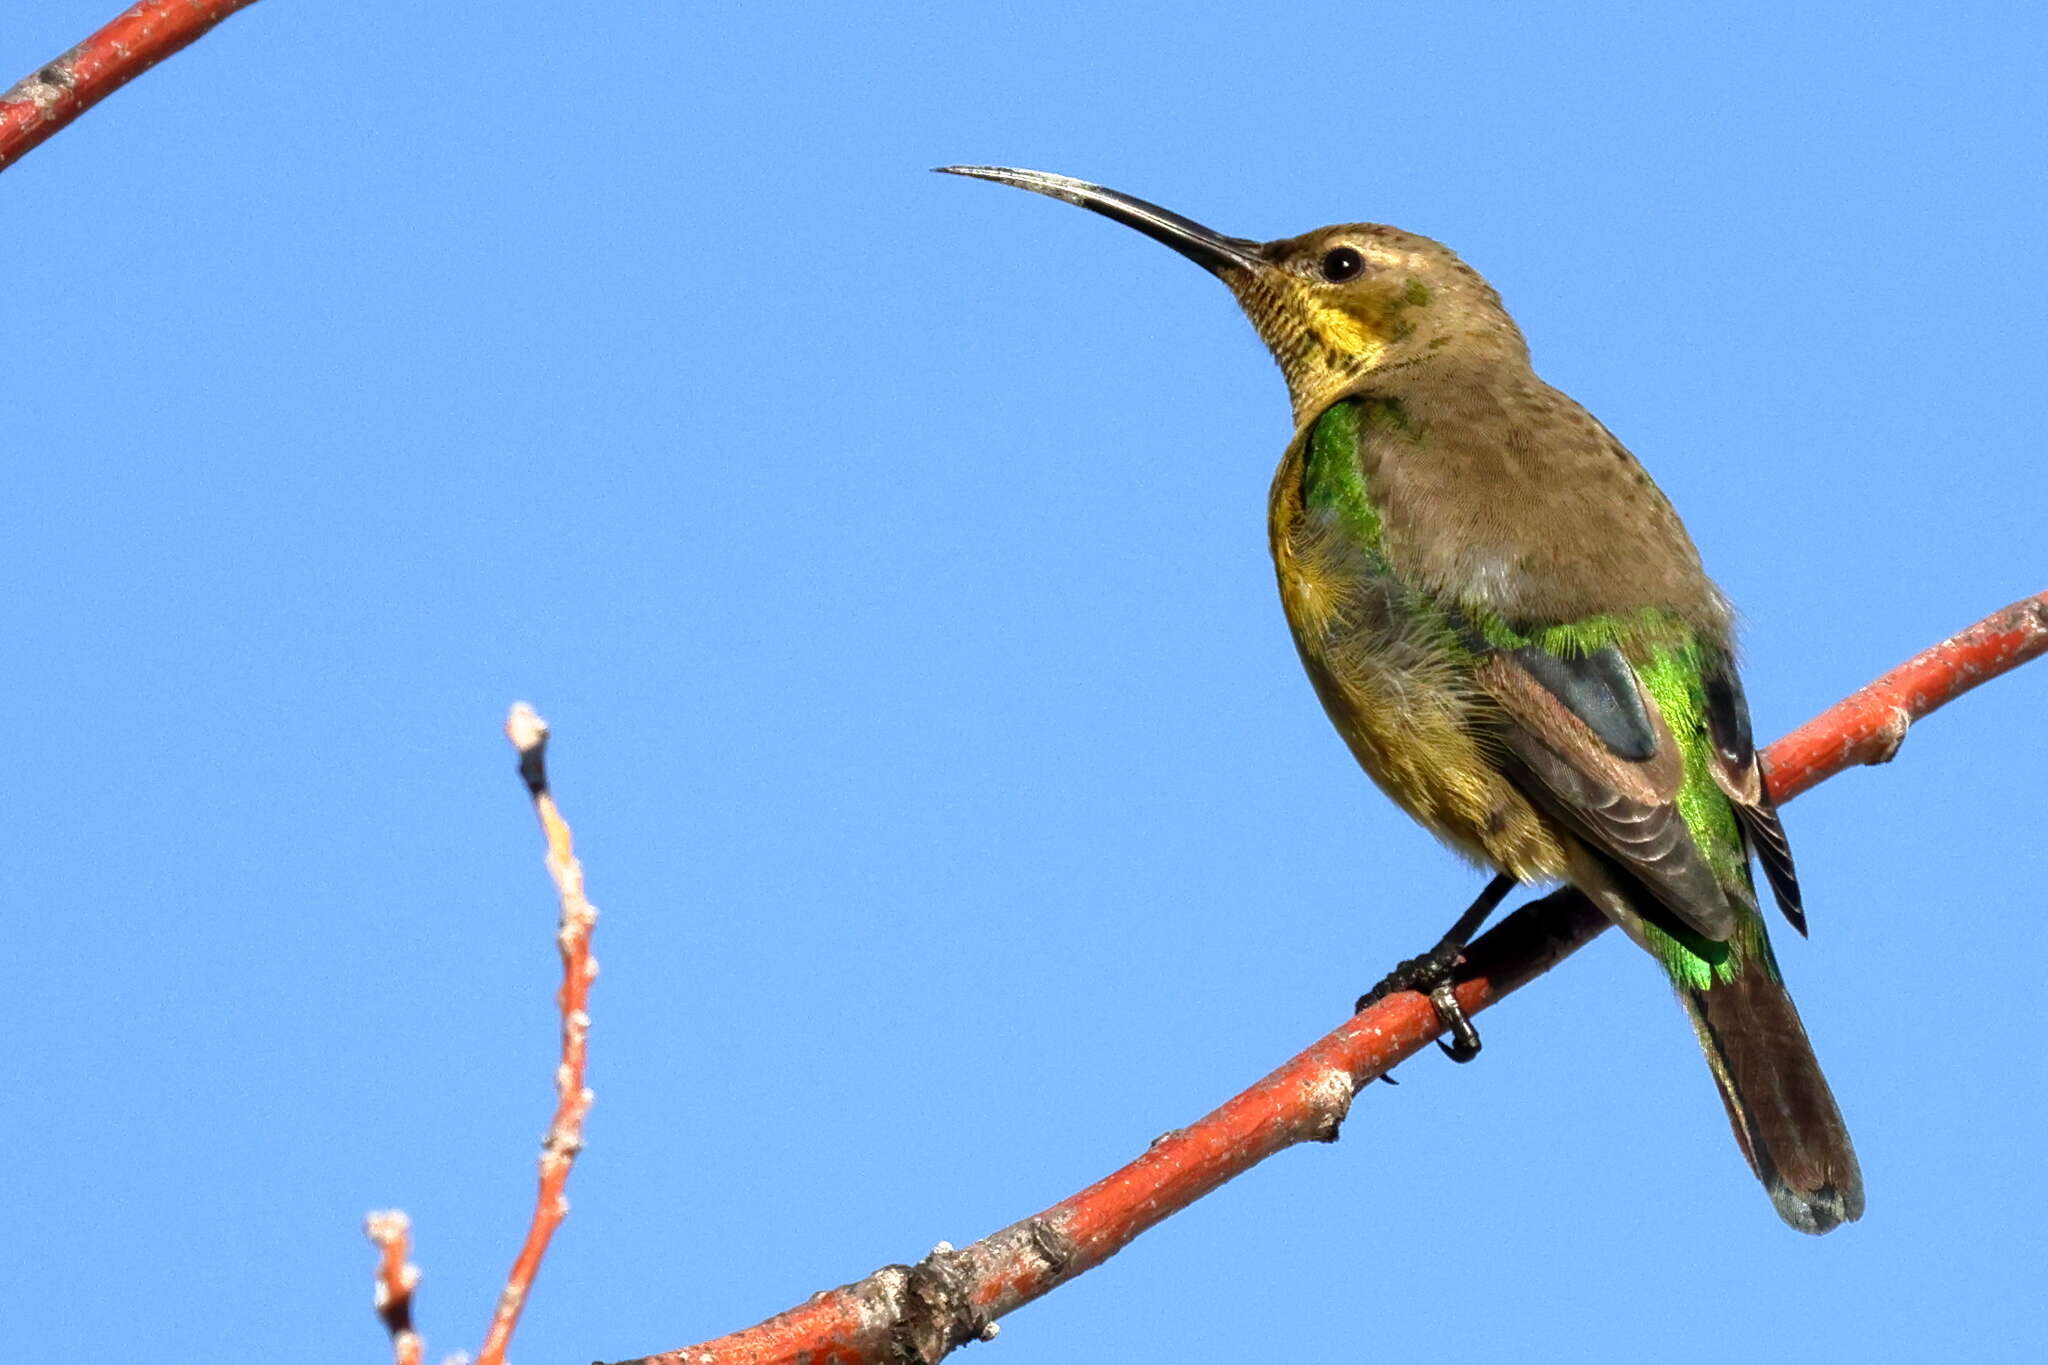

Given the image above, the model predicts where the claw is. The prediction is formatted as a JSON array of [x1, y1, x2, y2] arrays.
[[1353, 874, 1512, 1068], [1429, 982, 1482, 1062]]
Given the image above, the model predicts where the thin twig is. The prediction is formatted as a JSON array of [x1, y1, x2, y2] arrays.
[[616, 588, 2048, 1365], [0, 1, 263, 173], [364, 1210, 424, 1365], [362, 705, 602, 1363], [480, 702, 601, 1365]]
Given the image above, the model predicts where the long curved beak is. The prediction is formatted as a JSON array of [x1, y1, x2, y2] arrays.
[[935, 165, 1262, 277]]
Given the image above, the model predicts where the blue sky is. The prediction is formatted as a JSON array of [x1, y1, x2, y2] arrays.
[[6, 3, 2045, 1362]]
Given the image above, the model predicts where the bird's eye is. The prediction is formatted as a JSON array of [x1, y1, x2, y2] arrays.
[[1320, 246, 1365, 282]]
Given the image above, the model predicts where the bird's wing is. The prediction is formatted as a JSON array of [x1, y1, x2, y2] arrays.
[[1473, 641, 1739, 941], [1700, 660, 1805, 934]]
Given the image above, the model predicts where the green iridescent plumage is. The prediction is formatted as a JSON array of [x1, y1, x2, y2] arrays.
[[1307, 400, 1764, 992]]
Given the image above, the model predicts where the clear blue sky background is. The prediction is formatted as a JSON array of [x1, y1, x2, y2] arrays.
[[7, 3, 2044, 1362]]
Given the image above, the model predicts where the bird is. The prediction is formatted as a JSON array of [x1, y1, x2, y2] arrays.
[[938, 164, 1862, 1234]]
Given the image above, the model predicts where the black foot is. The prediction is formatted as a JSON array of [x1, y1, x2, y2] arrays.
[[1352, 874, 1513, 1070], [1355, 942, 1483, 1064]]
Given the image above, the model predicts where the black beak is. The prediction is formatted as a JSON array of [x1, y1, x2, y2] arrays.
[[936, 165, 1262, 277]]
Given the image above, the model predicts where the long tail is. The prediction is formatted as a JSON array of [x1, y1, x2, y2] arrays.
[[1679, 957, 1865, 1234]]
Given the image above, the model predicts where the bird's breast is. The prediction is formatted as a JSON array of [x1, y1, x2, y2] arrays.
[[1268, 466, 1567, 881]]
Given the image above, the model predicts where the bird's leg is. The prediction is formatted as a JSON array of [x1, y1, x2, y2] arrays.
[[1355, 873, 1516, 1065]]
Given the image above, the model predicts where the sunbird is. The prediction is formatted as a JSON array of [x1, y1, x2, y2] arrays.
[[940, 165, 1862, 1234]]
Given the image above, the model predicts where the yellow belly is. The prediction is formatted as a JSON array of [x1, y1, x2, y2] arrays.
[[1270, 477, 1569, 883]]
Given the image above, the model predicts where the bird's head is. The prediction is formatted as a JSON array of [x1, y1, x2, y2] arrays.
[[940, 166, 1527, 425]]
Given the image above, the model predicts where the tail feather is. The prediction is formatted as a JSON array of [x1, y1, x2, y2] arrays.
[[1680, 960, 1864, 1234]]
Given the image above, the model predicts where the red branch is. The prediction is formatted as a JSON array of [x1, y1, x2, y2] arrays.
[[1764, 593, 2048, 800], [617, 590, 2048, 1365], [0, 1, 261, 173]]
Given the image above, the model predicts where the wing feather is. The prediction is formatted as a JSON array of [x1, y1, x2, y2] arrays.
[[1475, 644, 1738, 941], [1701, 661, 1806, 934]]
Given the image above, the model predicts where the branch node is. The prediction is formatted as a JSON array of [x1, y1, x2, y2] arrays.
[[1024, 1217, 1077, 1277], [1867, 705, 1912, 764], [893, 1249, 985, 1365], [1303, 1065, 1357, 1143]]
